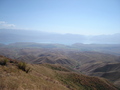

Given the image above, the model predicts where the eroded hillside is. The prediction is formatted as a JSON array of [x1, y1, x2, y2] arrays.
[[0, 43, 120, 89], [0, 55, 118, 90]]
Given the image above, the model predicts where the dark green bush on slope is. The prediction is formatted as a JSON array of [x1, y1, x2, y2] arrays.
[[17, 62, 31, 73], [0, 59, 8, 65]]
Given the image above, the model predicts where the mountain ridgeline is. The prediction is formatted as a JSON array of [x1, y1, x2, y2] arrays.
[[0, 29, 120, 44]]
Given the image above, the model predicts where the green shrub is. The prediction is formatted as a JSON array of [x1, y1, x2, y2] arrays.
[[17, 62, 31, 73], [0, 59, 8, 66]]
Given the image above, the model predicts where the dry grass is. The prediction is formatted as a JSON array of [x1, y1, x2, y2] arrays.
[[0, 58, 69, 90], [0, 55, 118, 90], [55, 71, 118, 90]]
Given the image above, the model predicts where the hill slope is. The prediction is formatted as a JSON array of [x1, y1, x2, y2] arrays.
[[79, 63, 120, 88], [0, 55, 118, 90]]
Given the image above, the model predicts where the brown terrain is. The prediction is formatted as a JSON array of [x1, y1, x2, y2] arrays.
[[0, 42, 120, 89]]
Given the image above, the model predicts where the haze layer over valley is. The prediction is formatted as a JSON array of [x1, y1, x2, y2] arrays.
[[0, 29, 120, 45]]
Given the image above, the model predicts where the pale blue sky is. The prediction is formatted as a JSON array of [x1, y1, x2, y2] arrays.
[[0, 0, 120, 35]]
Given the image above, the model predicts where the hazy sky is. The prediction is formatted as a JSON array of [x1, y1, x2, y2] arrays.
[[0, 0, 120, 35]]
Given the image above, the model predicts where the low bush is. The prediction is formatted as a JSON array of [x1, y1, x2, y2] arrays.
[[0, 59, 8, 66], [17, 62, 31, 73]]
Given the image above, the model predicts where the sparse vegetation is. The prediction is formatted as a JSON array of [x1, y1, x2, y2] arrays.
[[0, 55, 118, 90], [45, 64, 70, 72], [0, 43, 120, 89], [56, 72, 118, 90], [17, 62, 31, 73], [0, 59, 8, 65]]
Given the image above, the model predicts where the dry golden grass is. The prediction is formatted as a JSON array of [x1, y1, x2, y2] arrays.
[[0, 55, 118, 90], [0, 65, 69, 90], [0, 56, 69, 90], [55, 71, 118, 90]]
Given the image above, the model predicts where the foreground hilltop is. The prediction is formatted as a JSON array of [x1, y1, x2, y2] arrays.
[[0, 55, 118, 90]]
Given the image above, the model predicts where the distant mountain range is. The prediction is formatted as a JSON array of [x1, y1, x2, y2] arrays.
[[0, 29, 120, 44]]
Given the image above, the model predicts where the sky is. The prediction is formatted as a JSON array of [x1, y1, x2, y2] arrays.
[[0, 0, 120, 35]]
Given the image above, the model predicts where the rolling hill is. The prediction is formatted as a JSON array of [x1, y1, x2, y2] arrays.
[[79, 63, 120, 88], [0, 55, 118, 90], [0, 42, 120, 88]]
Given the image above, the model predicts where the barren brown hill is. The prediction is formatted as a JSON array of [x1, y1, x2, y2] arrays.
[[0, 43, 120, 89], [0, 55, 119, 90], [0, 47, 119, 65], [79, 63, 120, 88]]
